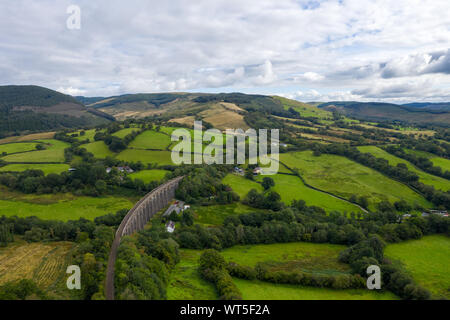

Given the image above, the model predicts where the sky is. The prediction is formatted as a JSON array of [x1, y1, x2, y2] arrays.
[[0, 0, 449, 103]]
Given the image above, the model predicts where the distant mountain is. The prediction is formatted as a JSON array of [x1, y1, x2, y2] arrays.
[[318, 101, 450, 126], [0, 85, 112, 137], [402, 102, 450, 111]]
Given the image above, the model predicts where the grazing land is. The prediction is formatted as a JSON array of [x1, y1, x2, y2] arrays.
[[255, 173, 363, 213], [191, 202, 264, 226], [233, 279, 398, 300], [112, 128, 139, 138], [223, 174, 263, 198], [0, 190, 133, 221], [358, 146, 450, 191], [129, 130, 171, 150], [279, 151, 432, 210], [384, 235, 450, 299], [81, 141, 116, 159], [1, 140, 69, 163], [128, 169, 170, 183], [0, 164, 70, 175], [116, 149, 174, 165], [403, 148, 450, 172], [0, 142, 40, 155]]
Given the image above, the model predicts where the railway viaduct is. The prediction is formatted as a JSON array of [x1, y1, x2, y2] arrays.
[[105, 176, 184, 300]]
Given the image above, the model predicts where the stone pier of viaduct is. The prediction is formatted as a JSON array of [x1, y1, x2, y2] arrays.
[[105, 176, 184, 300]]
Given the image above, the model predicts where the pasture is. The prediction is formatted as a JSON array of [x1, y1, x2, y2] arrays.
[[1, 140, 69, 163], [128, 169, 170, 183], [358, 146, 450, 191], [222, 174, 263, 198], [404, 148, 450, 172], [81, 141, 116, 159], [129, 130, 171, 150], [0, 191, 133, 221], [0, 164, 70, 175], [384, 235, 450, 299], [116, 149, 174, 166], [112, 128, 139, 139], [0, 142, 40, 155], [255, 174, 363, 213], [279, 151, 432, 210], [234, 279, 398, 300], [192, 202, 264, 226]]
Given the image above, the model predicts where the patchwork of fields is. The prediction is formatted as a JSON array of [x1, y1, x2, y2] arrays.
[[279, 151, 432, 210]]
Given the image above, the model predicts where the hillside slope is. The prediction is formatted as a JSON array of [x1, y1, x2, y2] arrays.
[[0, 85, 111, 137]]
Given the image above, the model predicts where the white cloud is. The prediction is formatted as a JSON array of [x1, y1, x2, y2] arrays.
[[0, 0, 448, 102]]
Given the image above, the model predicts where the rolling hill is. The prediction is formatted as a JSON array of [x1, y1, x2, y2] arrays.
[[318, 101, 450, 125]]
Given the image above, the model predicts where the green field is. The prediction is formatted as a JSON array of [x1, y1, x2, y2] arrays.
[[234, 279, 398, 300], [221, 242, 350, 275], [275, 96, 332, 119], [129, 130, 171, 150], [222, 174, 263, 198], [404, 148, 450, 172], [0, 164, 70, 175], [0, 142, 40, 155], [128, 169, 170, 183], [112, 128, 139, 138], [81, 141, 116, 158], [116, 149, 174, 165], [167, 249, 217, 300], [280, 151, 432, 210], [192, 202, 264, 226], [358, 146, 450, 191], [256, 174, 363, 213], [1, 140, 69, 163], [0, 190, 133, 221], [71, 129, 99, 142], [384, 235, 450, 299]]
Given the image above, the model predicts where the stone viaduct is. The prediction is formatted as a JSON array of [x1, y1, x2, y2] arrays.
[[105, 176, 184, 300]]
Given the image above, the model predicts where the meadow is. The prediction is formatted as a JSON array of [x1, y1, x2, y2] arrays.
[[128, 169, 170, 183], [0, 142, 40, 155], [112, 128, 139, 139], [233, 279, 398, 300], [128, 130, 171, 150], [0, 164, 70, 175], [403, 148, 450, 172], [279, 151, 432, 210], [222, 174, 263, 198], [192, 202, 264, 226], [358, 146, 450, 191], [384, 235, 450, 299], [255, 174, 363, 213], [1, 139, 69, 163], [0, 190, 133, 221], [72, 129, 98, 142], [81, 141, 116, 159], [116, 149, 174, 166]]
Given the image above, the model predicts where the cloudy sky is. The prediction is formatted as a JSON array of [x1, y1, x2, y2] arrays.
[[0, 0, 449, 103]]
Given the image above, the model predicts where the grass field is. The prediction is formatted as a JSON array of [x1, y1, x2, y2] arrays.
[[0, 132, 55, 144], [81, 141, 116, 158], [129, 130, 171, 150], [112, 128, 139, 139], [72, 129, 98, 142], [358, 146, 450, 191], [221, 242, 350, 275], [255, 173, 363, 213], [116, 149, 174, 165], [0, 240, 73, 291], [0, 189, 133, 221], [192, 202, 264, 226], [0, 142, 40, 155], [279, 151, 432, 210], [128, 169, 170, 183], [0, 164, 70, 175], [384, 235, 450, 299], [167, 249, 218, 300], [222, 174, 263, 198], [404, 148, 450, 172], [274, 96, 332, 119], [234, 279, 398, 300], [1, 140, 69, 163]]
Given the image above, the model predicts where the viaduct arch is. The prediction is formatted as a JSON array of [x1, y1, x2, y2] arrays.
[[105, 176, 184, 300]]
